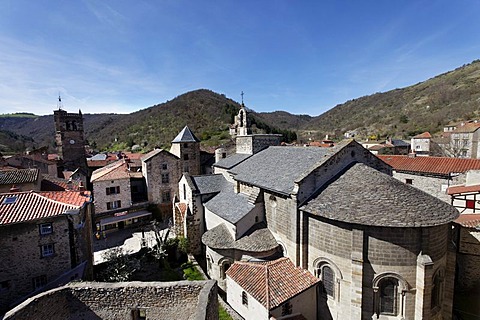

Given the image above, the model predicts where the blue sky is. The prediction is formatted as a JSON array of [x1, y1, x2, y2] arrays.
[[0, 0, 479, 116]]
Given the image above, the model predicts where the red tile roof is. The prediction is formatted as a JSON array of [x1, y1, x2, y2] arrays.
[[448, 184, 480, 195], [455, 214, 480, 228], [377, 155, 480, 176], [0, 191, 87, 225], [413, 132, 432, 139], [453, 122, 480, 133], [226, 257, 319, 310], [39, 191, 91, 206], [91, 160, 130, 182]]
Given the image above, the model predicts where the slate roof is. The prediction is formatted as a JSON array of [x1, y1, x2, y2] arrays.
[[0, 191, 83, 225], [191, 174, 230, 194], [229, 145, 346, 195], [378, 155, 480, 176], [204, 188, 253, 224], [202, 222, 279, 251], [0, 168, 39, 185], [213, 153, 252, 169], [455, 214, 480, 228], [301, 163, 459, 227], [172, 126, 200, 143], [226, 257, 319, 310]]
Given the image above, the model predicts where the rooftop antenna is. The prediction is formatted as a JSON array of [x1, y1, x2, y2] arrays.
[[57, 93, 63, 110], [241, 91, 244, 106]]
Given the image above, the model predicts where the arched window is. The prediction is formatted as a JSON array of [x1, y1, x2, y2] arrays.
[[431, 269, 444, 309], [319, 265, 335, 298], [242, 291, 248, 306], [221, 260, 231, 279], [379, 277, 398, 315]]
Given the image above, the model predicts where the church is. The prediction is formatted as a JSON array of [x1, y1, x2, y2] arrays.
[[174, 105, 459, 319]]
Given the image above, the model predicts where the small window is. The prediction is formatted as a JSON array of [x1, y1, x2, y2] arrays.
[[281, 301, 293, 316], [41, 244, 55, 257], [184, 154, 189, 160], [106, 186, 120, 195], [32, 275, 47, 290], [184, 143, 189, 149], [162, 173, 169, 184], [39, 223, 53, 235], [221, 262, 231, 280], [183, 165, 190, 173], [405, 179, 413, 185], [162, 191, 171, 203], [183, 184, 186, 200], [131, 308, 146, 320], [431, 270, 444, 309], [242, 291, 248, 306], [320, 265, 335, 298], [162, 163, 168, 170], [466, 199, 475, 209], [107, 200, 121, 210], [379, 277, 398, 315]]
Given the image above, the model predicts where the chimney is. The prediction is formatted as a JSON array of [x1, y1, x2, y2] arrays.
[[10, 185, 20, 192]]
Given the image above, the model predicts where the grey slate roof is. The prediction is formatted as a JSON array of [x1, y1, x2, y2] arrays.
[[204, 188, 254, 224], [202, 222, 279, 252], [300, 163, 460, 227], [213, 153, 252, 169], [191, 174, 230, 195], [229, 145, 342, 195], [0, 168, 39, 185], [172, 126, 200, 143]]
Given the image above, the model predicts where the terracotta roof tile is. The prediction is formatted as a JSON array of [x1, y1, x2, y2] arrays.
[[452, 122, 480, 133], [377, 155, 480, 176], [0, 191, 85, 225], [455, 214, 480, 228], [448, 184, 480, 195], [39, 191, 91, 206], [413, 132, 432, 139], [226, 257, 319, 310], [0, 168, 39, 185]]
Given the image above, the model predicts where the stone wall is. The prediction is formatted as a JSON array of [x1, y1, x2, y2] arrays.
[[4, 281, 218, 320], [0, 217, 72, 313], [235, 135, 281, 155], [93, 178, 131, 214]]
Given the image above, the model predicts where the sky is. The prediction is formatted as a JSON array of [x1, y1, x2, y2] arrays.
[[0, 1, 479, 116]]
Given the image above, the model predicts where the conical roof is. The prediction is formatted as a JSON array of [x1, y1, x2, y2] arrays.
[[172, 126, 200, 143]]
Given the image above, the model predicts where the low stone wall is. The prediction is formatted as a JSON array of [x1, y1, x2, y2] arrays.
[[5, 281, 218, 320]]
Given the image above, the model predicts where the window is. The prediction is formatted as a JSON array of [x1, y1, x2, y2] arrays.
[[106, 186, 120, 195], [242, 291, 248, 306], [183, 184, 186, 200], [41, 244, 55, 257], [415, 145, 421, 149], [2, 196, 17, 205], [162, 173, 169, 184], [379, 278, 398, 315], [32, 275, 47, 290], [162, 163, 168, 170], [183, 153, 189, 160], [320, 265, 335, 298], [162, 191, 171, 203], [183, 165, 189, 173], [131, 308, 146, 320], [466, 199, 475, 209], [281, 301, 293, 316], [221, 262, 231, 279], [431, 270, 444, 309], [39, 223, 53, 235], [184, 143, 189, 148], [107, 200, 121, 210], [405, 179, 413, 185]]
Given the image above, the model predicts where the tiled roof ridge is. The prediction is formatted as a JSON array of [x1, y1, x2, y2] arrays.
[[34, 191, 82, 209], [265, 263, 270, 310]]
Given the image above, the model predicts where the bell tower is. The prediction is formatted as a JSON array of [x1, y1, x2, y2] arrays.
[[53, 96, 87, 173]]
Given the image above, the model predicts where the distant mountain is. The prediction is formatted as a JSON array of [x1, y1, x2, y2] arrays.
[[2, 60, 480, 153], [303, 60, 480, 140]]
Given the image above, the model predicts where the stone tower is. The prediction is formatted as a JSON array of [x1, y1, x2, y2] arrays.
[[170, 126, 201, 175], [53, 99, 87, 173]]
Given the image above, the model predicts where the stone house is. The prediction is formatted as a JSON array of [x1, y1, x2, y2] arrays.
[[176, 135, 459, 319], [447, 120, 480, 158], [226, 257, 319, 320], [91, 160, 149, 232], [0, 168, 41, 193], [411, 131, 432, 156], [5, 154, 57, 176], [0, 190, 93, 314], [377, 155, 480, 203]]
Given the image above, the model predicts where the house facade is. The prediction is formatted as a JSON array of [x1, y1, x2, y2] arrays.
[[0, 191, 93, 313], [411, 131, 432, 156]]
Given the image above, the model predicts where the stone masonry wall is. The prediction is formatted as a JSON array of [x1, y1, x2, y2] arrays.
[[93, 178, 131, 214], [0, 217, 72, 313], [5, 281, 218, 320]]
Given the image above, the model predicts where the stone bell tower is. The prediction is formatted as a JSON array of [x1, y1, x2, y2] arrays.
[[53, 96, 87, 173]]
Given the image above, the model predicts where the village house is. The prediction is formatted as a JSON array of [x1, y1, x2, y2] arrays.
[[377, 154, 480, 203], [0, 190, 93, 314], [0, 168, 41, 193], [410, 131, 432, 156], [445, 120, 480, 158], [174, 106, 459, 319]]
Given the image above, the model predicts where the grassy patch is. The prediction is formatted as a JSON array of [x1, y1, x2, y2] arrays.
[[219, 305, 233, 320], [182, 262, 204, 281]]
